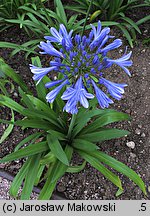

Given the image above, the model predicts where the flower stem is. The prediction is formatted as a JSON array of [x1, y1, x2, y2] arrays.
[[81, 0, 94, 37], [67, 114, 76, 140]]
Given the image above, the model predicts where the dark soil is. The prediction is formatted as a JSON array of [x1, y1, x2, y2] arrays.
[[0, 8, 150, 199]]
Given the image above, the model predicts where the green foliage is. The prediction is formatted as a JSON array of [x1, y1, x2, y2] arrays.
[[65, 0, 150, 47], [144, 0, 150, 5], [0, 59, 146, 199], [0, 0, 48, 31], [0, 0, 86, 58], [0, 109, 14, 144], [0, 58, 16, 143]]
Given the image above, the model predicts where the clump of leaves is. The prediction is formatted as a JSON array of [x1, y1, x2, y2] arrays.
[[0, 0, 86, 59], [65, 0, 150, 47], [0, 57, 146, 199], [0, 0, 48, 31]]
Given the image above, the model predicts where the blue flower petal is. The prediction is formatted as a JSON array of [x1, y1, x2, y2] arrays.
[[46, 79, 69, 103], [45, 79, 64, 88], [61, 87, 76, 100], [100, 39, 122, 54], [90, 20, 110, 48], [46, 24, 73, 49], [100, 77, 127, 100], [106, 51, 132, 76], [61, 77, 94, 113], [39, 41, 63, 58], [91, 80, 113, 108], [29, 64, 57, 84]]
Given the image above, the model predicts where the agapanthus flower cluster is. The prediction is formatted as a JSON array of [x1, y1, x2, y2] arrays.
[[30, 21, 132, 114]]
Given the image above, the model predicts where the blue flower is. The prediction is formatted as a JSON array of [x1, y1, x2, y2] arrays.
[[45, 24, 73, 48], [106, 51, 132, 76], [45, 79, 64, 88], [39, 41, 63, 57], [91, 80, 113, 108], [46, 79, 69, 103], [99, 77, 127, 100], [30, 20, 132, 113], [29, 64, 57, 84], [100, 39, 122, 55], [61, 77, 94, 114], [90, 21, 110, 48]]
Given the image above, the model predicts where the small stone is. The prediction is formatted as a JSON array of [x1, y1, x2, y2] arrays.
[[135, 158, 138, 163], [138, 124, 142, 128], [126, 141, 135, 149], [2, 125, 6, 129], [0, 163, 5, 169], [141, 133, 146, 137], [13, 92, 18, 97], [126, 109, 131, 114], [130, 152, 136, 158], [119, 49, 123, 53], [84, 190, 88, 194], [57, 183, 66, 192], [135, 128, 141, 135]]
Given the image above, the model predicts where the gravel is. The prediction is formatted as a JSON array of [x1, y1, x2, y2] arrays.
[[0, 177, 38, 200]]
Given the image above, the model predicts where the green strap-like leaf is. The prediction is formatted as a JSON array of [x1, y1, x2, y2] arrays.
[[36, 79, 48, 102], [15, 118, 53, 130], [120, 16, 141, 33], [10, 158, 31, 197], [27, 95, 57, 120], [22, 109, 61, 129], [72, 139, 99, 151], [0, 58, 30, 93], [136, 15, 150, 26], [51, 145, 73, 183], [90, 10, 101, 22], [47, 134, 69, 165], [117, 24, 133, 48], [0, 79, 13, 96], [116, 188, 124, 197], [66, 161, 86, 173], [18, 87, 34, 109], [90, 151, 147, 195], [55, 0, 67, 25], [34, 164, 45, 186], [78, 150, 123, 190], [78, 128, 130, 142], [40, 152, 56, 165], [38, 163, 57, 200], [14, 132, 43, 152], [47, 129, 67, 141], [0, 141, 48, 163], [21, 154, 41, 200], [0, 109, 14, 144], [73, 109, 114, 137], [81, 111, 130, 134], [0, 94, 25, 114]]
